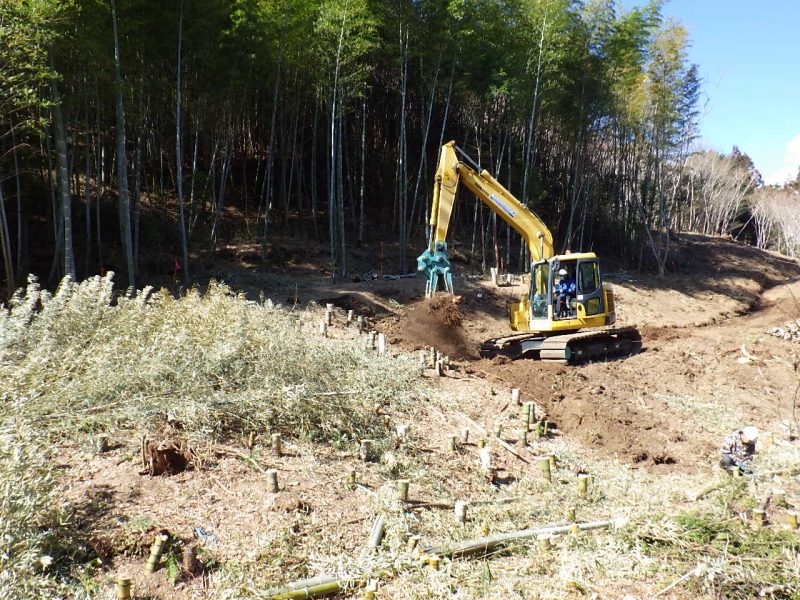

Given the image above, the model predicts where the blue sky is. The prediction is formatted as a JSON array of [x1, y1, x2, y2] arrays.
[[629, 0, 800, 184]]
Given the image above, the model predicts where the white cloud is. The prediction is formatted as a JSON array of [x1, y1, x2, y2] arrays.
[[764, 133, 800, 185]]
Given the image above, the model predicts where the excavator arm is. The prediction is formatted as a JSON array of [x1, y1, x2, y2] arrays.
[[418, 141, 554, 294]]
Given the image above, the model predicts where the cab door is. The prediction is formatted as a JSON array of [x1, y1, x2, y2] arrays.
[[575, 259, 604, 318]]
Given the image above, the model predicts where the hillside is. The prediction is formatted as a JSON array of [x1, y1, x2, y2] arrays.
[[2, 233, 800, 599]]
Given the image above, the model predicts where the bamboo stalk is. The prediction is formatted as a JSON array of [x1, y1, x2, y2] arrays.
[[397, 479, 409, 503], [425, 518, 623, 559], [540, 456, 552, 482], [686, 478, 734, 502], [367, 515, 385, 550]]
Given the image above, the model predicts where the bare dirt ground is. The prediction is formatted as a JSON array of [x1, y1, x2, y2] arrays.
[[61, 233, 800, 598]]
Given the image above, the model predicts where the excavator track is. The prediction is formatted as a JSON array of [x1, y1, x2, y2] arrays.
[[480, 327, 642, 364]]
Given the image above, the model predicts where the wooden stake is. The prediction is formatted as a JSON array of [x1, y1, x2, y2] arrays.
[[454, 501, 468, 524], [116, 577, 132, 600], [359, 440, 373, 462], [511, 388, 520, 405], [397, 479, 410, 503], [577, 474, 589, 499], [145, 534, 168, 573], [447, 435, 457, 452], [183, 543, 198, 576], [540, 456, 552, 483], [786, 511, 798, 529], [267, 469, 279, 493], [272, 433, 282, 457]]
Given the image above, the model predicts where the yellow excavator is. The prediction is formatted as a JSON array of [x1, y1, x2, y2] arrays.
[[417, 141, 641, 363]]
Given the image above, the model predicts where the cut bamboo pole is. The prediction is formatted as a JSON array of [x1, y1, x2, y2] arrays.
[[265, 518, 624, 598], [145, 534, 168, 573], [479, 447, 492, 473], [686, 479, 734, 502], [377, 333, 386, 354], [267, 469, 279, 493], [454, 501, 468, 524], [367, 515, 386, 550], [577, 474, 589, 499], [116, 577, 131, 600], [397, 479, 410, 503], [272, 433, 282, 457], [426, 518, 623, 559], [359, 440, 373, 462], [511, 388, 520, 405]]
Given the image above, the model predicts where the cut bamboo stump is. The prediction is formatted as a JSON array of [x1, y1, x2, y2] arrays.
[[577, 474, 590, 499], [267, 469, 279, 493], [407, 535, 420, 553], [183, 543, 198, 576], [272, 433, 282, 457], [511, 388, 520, 405], [479, 447, 492, 473], [447, 435, 457, 452], [540, 456, 552, 483], [377, 333, 386, 354], [396, 424, 409, 441], [359, 440, 373, 462], [752, 509, 766, 528], [461, 428, 470, 444], [548, 454, 557, 470], [347, 310, 354, 326], [494, 423, 503, 438], [145, 534, 168, 573], [319, 321, 327, 337], [346, 470, 357, 490], [116, 577, 131, 600], [397, 479, 410, 503], [537, 534, 553, 552], [523, 402, 535, 428], [786, 511, 798, 529], [326, 307, 333, 327], [567, 506, 577, 522], [95, 433, 109, 453], [772, 488, 786, 508], [357, 316, 366, 333], [428, 555, 440, 570], [454, 501, 468, 524], [435, 360, 442, 377]]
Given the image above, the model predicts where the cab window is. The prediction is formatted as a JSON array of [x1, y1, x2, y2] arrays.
[[531, 263, 549, 318], [578, 262, 599, 294]]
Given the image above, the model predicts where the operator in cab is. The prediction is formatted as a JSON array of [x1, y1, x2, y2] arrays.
[[555, 268, 576, 318]]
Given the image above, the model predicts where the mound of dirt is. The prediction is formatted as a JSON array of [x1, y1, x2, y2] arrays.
[[474, 359, 708, 471], [383, 294, 477, 359]]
